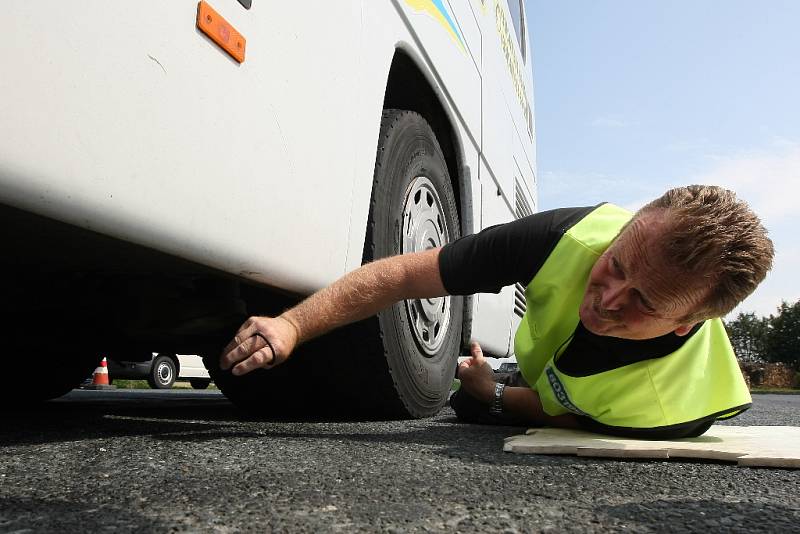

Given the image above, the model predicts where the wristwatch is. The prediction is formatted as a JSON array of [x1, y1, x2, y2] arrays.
[[488, 382, 505, 416]]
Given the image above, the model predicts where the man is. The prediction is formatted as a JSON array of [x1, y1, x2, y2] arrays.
[[219, 185, 773, 439]]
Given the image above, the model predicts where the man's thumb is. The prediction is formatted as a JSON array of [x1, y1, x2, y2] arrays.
[[470, 341, 485, 364]]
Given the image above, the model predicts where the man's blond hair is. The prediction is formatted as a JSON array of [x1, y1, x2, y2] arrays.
[[636, 185, 774, 322]]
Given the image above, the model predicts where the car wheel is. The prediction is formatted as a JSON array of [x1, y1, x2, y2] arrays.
[[205, 109, 462, 419], [190, 379, 211, 390], [148, 355, 176, 389]]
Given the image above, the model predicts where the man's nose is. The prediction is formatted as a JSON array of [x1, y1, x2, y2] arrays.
[[600, 280, 628, 311]]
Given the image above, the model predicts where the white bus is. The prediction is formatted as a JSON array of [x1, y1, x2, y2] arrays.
[[0, 0, 536, 417]]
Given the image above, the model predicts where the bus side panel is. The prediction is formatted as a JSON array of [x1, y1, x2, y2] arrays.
[[340, 1, 399, 274], [467, 159, 514, 357], [469, 1, 538, 356], [0, 1, 365, 293], [485, 0, 536, 174], [482, 1, 531, 202]]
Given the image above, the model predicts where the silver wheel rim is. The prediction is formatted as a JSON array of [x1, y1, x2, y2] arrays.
[[157, 362, 173, 385], [401, 176, 452, 356]]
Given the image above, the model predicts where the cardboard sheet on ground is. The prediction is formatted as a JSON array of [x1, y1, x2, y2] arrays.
[[504, 426, 800, 468]]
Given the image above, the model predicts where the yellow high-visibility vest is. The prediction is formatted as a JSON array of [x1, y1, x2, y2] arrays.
[[514, 203, 751, 430]]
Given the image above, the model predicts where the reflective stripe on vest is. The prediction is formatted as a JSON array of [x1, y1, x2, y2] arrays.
[[513, 203, 751, 428]]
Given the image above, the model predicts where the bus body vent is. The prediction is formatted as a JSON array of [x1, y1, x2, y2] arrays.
[[515, 179, 533, 219], [514, 178, 531, 318], [514, 282, 527, 318]]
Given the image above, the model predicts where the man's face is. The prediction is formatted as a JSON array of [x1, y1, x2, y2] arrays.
[[578, 214, 704, 340]]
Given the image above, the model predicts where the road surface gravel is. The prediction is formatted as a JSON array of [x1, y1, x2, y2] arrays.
[[0, 390, 798, 533]]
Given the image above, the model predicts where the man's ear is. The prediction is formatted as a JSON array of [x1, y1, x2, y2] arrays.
[[674, 323, 696, 336]]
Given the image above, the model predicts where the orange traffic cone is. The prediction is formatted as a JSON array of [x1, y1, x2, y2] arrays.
[[86, 357, 116, 390]]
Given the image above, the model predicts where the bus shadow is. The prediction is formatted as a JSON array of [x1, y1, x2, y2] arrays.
[[0, 391, 529, 464], [0, 391, 753, 470]]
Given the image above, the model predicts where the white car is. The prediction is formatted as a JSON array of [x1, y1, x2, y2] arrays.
[[108, 353, 212, 390]]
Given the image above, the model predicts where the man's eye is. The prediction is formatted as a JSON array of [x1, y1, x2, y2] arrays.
[[611, 258, 622, 275], [639, 298, 656, 314]]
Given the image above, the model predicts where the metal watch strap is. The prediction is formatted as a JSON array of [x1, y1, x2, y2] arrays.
[[489, 382, 505, 416]]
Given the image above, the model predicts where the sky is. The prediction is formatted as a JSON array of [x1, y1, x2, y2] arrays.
[[525, 0, 799, 319]]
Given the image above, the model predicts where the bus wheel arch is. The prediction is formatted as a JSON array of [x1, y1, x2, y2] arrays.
[[383, 49, 468, 234]]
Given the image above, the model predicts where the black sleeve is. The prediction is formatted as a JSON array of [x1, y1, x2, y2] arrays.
[[438, 206, 596, 296]]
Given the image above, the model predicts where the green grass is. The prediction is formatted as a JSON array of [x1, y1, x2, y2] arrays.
[[112, 379, 151, 389], [110, 379, 218, 390]]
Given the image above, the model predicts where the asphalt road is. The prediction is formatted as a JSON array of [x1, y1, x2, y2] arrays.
[[1, 390, 798, 533]]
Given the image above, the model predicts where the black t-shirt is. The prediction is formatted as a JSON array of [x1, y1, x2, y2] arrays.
[[438, 206, 717, 439], [439, 206, 595, 294]]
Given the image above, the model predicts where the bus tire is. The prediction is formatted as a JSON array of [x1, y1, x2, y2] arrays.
[[355, 109, 463, 417]]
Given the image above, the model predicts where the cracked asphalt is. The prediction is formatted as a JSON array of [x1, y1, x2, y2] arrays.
[[0, 391, 798, 533]]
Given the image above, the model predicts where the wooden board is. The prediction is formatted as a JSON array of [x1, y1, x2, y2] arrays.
[[503, 426, 800, 468]]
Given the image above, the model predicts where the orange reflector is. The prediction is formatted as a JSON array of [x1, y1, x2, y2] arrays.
[[196, 1, 246, 63]]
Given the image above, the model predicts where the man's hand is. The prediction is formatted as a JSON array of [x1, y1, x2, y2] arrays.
[[457, 341, 496, 404], [220, 315, 300, 376]]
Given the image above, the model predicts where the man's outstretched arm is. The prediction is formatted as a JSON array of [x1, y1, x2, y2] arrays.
[[219, 247, 447, 376]]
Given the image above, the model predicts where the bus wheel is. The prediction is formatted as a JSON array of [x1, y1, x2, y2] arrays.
[[356, 109, 463, 417]]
